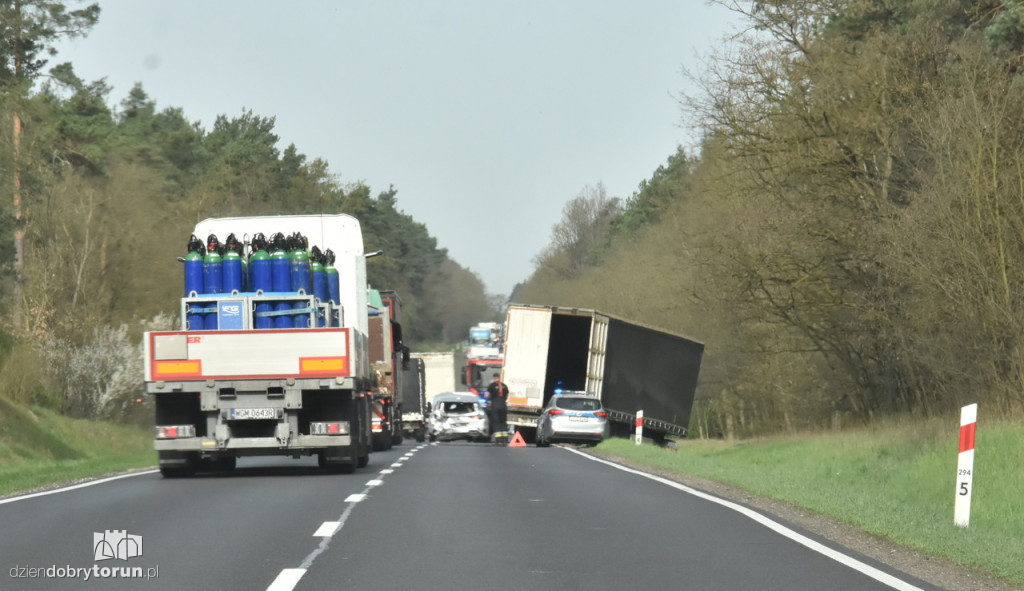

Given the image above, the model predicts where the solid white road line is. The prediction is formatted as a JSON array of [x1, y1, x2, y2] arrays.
[[0, 469, 159, 505], [569, 449, 926, 591]]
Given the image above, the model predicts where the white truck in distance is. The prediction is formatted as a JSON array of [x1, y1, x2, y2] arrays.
[[412, 352, 457, 404], [144, 214, 375, 477]]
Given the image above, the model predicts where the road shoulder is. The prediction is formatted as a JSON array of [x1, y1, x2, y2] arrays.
[[587, 449, 1021, 591]]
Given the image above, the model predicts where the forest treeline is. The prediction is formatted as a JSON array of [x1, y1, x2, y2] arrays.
[[0, 1, 493, 422], [519, 0, 1024, 437]]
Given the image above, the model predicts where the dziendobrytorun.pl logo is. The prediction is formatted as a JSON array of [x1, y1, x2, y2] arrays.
[[9, 530, 158, 582]]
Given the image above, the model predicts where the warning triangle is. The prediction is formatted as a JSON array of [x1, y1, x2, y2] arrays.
[[509, 431, 527, 447]]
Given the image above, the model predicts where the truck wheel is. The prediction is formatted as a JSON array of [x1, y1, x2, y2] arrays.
[[320, 450, 356, 474], [415, 429, 426, 443], [158, 451, 197, 478]]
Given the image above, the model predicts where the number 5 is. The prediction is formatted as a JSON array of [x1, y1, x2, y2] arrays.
[[959, 482, 969, 496]]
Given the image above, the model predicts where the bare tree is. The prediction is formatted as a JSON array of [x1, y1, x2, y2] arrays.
[[532, 183, 621, 280]]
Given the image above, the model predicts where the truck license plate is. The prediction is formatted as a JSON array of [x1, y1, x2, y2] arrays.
[[230, 408, 278, 420]]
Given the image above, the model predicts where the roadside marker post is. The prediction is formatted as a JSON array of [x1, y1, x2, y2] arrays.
[[954, 403, 977, 528], [635, 410, 643, 445]]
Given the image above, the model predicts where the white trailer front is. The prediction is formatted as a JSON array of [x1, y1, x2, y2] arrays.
[[502, 306, 607, 429], [413, 352, 457, 403]]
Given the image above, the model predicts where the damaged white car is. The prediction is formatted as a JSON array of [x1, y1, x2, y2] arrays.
[[428, 392, 490, 442]]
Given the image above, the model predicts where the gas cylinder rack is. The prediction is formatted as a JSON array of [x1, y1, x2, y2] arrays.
[[179, 291, 339, 331]]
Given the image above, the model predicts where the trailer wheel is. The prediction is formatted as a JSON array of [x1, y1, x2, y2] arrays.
[[320, 450, 357, 474], [158, 451, 197, 478]]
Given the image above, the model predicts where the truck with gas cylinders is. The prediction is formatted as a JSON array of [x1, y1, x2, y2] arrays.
[[144, 214, 375, 477], [501, 304, 704, 442], [367, 289, 407, 450]]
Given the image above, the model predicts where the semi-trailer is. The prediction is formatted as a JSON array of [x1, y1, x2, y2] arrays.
[[501, 304, 704, 442]]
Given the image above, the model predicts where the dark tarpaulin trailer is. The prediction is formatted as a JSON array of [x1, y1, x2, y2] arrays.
[[602, 318, 704, 437], [504, 304, 704, 439]]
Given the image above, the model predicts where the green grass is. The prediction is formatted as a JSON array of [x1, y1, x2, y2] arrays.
[[0, 397, 156, 497], [593, 418, 1024, 586]]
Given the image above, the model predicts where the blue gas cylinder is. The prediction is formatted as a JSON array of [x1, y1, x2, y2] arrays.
[[184, 235, 205, 330], [310, 248, 327, 327], [291, 248, 311, 328], [274, 301, 293, 329], [249, 249, 271, 291], [325, 248, 340, 305], [203, 235, 224, 295], [270, 250, 290, 292], [249, 249, 272, 329], [184, 235, 205, 296], [269, 234, 292, 328], [223, 251, 243, 294], [223, 233, 244, 294]]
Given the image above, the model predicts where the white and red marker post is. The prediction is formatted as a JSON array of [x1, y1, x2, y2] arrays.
[[954, 403, 977, 528], [634, 410, 644, 445]]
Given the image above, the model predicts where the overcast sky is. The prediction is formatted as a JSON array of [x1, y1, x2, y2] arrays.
[[56, 1, 739, 296]]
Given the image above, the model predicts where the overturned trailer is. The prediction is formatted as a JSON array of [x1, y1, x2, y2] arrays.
[[501, 304, 704, 441]]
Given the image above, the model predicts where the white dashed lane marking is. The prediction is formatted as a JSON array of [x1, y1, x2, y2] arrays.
[[312, 522, 340, 537], [267, 568, 306, 591], [266, 444, 428, 591]]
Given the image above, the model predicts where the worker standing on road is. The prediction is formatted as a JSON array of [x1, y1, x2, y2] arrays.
[[486, 373, 509, 446]]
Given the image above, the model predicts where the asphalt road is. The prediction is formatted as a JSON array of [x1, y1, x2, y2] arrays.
[[0, 442, 942, 591]]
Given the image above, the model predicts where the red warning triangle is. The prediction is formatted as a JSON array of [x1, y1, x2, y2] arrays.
[[509, 431, 527, 447]]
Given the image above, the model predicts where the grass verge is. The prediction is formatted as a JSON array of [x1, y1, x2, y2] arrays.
[[592, 417, 1024, 586], [0, 397, 156, 498]]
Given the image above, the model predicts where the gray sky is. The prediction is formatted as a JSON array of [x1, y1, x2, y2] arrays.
[[57, 1, 738, 296]]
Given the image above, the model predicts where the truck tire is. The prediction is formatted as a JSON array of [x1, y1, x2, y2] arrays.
[[415, 428, 426, 443], [158, 451, 197, 478], [319, 450, 357, 474]]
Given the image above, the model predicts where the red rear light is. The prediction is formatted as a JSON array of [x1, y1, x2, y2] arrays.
[[549, 409, 565, 416], [595, 411, 607, 419]]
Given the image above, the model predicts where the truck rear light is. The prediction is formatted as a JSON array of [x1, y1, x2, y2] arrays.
[[311, 421, 349, 435], [155, 425, 196, 439]]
